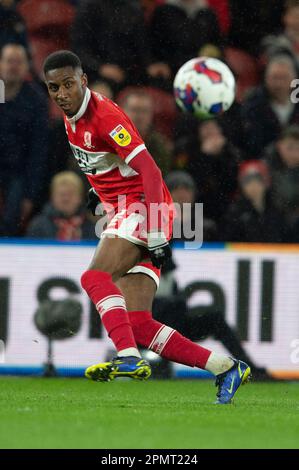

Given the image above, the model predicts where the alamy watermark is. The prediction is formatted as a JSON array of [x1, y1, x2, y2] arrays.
[[290, 79, 299, 103], [0, 80, 4, 104], [290, 339, 299, 364], [93, 196, 204, 249]]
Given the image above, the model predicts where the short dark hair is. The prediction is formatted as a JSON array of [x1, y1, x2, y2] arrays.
[[43, 50, 82, 75]]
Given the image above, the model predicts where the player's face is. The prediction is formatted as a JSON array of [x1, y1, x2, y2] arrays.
[[45, 66, 88, 117]]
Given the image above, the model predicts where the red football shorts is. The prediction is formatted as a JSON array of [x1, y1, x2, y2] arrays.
[[100, 201, 174, 288]]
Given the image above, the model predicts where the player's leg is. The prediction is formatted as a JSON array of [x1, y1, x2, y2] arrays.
[[117, 272, 251, 403], [117, 272, 227, 373], [81, 236, 151, 381]]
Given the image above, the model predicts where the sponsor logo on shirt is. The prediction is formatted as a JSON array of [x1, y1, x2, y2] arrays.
[[109, 124, 132, 147]]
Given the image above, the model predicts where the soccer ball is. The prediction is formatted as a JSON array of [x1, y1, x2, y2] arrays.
[[173, 57, 236, 119]]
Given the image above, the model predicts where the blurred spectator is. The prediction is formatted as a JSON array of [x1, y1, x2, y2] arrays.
[[262, 0, 299, 67], [222, 161, 286, 242], [90, 79, 114, 100], [218, 101, 247, 151], [282, 0, 299, 60], [121, 90, 172, 176], [242, 55, 299, 157], [264, 125, 299, 221], [142, 0, 165, 24], [228, 0, 283, 56], [71, 0, 148, 86], [165, 170, 218, 241], [0, 0, 28, 50], [0, 43, 49, 235], [174, 120, 240, 223], [149, 0, 222, 82], [27, 172, 96, 240]]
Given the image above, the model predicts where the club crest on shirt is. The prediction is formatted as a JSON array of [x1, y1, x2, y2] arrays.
[[83, 131, 95, 149], [109, 124, 132, 147]]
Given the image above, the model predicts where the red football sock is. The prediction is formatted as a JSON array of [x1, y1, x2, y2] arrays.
[[128, 311, 211, 369], [81, 270, 138, 353]]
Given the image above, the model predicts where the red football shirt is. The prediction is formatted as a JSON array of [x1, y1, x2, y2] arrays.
[[64, 88, 172, 213]]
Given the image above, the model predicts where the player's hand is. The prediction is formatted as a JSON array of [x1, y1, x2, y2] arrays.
[[148, 231, 172, 269], [87, 188, 101, 216]]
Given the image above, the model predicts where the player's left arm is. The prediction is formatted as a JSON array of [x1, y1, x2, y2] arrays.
[[128, 149, 172, 269], [102, 113, 171, 268]]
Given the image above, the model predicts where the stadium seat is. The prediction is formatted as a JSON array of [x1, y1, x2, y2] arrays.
[[207, 0, 231, 34], [18, 0, 75, 35], [18, 0, 75, 76], [117, 86, 177, 139], [30, 37, 61, 77], [224, 47, 260, 102]]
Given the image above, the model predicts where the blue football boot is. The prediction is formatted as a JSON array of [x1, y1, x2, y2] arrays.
[[215, 359, 251, 404], [85, 356, 151, 382]]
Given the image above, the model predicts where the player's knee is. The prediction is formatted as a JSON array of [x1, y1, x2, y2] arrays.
[[88, 259, 122, 281], [80, 269, 112, 293]]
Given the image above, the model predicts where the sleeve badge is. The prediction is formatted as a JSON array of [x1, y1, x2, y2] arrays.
[[109, 124, 132, 147]]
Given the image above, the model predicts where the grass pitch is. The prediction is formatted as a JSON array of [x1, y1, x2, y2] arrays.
[[0, 377, 298, 449]]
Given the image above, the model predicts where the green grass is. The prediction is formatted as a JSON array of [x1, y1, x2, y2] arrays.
[[0, 378, 298, 449]]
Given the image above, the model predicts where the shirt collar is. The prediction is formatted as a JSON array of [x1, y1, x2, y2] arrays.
[[67, 87, 91, 124]]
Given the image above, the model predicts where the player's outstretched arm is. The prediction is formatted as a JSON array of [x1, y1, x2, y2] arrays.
[[128, 149, 172, 269]]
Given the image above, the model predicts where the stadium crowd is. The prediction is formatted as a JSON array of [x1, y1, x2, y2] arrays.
[[1, 0, 299, 243]]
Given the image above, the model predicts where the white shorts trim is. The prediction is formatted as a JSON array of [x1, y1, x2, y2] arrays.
[[126, 265, 160, 289], [101, 229, 148, 247]]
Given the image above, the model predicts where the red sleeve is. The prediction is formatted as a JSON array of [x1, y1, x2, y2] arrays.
[[129, 149, 165, 232], [128, 149, 163, 206]]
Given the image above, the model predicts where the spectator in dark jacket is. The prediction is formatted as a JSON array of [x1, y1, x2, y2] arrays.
[[261, 1, 299, 69], [0, 43, 49, 235], [242, 55, 299, 157], [148, 0, 222, 83], [223, 161, 286, 242], [175, 119, 240, 223], [264, 125, 299, 222], [165, 170, 218, 242], [228, 0, 283, 56], [27, 172, 96, 240], [0, 0, 28, 50], [71, 0, 148, 86]]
